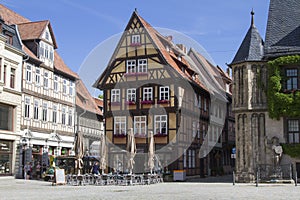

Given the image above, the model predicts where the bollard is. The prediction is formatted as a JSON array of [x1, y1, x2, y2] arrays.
[[256, 170, 258, 187], [295, 171, 298, 187], [233, 171, 235, 186]]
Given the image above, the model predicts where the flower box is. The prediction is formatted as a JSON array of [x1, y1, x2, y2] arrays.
[[109, 102, 121, 106], [126, 101, 136, 105], [114, 133, 126, 138], [130, 42, 142, 47], [157, 100, 170, 104], [154, 133, 167, 137], [141, 100, 154, 105]]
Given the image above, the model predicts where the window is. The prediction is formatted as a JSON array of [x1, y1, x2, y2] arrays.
[[286, 69, 298, 90], [159, 86, 169, 101], [35, 68, 40, 86], [287, 119, 299, 143], [127, 60, 136, 73], [0, 103, 14, 131], [39, 43, 45, 58], [45, 31, 49, 41], [204, 98, 207, 111], [45, 45, 49, 59], [131, 35, 140, 44], [134, 116, 146, 136], [54, 75, 59, 92], [61, 107, 66, 125], [127, 88, 136, 102], [24, 97, 30, 118], [52, 105, 57, 123], [3, 65, 6, 85], [34, 100, 39, 120], [42, 103, 47, 121], [154, 115, 167, 135], [192, 121, 197, 138], [26, 65, 32, 82], [43, 72, 49, 89], [143, 87, 152, 101], [49, 47, 54, 61], [68, 109, 73, 126], [63, 79, 67, 94], [198, 95, 202, 109], [111, 89, 120, 102], [114, 116, 126, 135], [192, 150, 195, 168], [9, 68, 15, 89], [183, 151, 187, 168], [69, 81, 74, 96], [188, 150, 192, 168], [138, 59, 147, 73]]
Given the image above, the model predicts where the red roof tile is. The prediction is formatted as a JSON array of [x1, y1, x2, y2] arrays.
[[0, 4, 30, 24], [76, 79, 103, 116], [94, 98, 103, 107], [54, 51, 78, 79]]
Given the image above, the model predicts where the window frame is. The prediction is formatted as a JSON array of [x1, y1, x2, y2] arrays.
[[35, 67, 41, 86], [131, 34, 140, 44], [154, 115, 167, 135], [159, 86, 169, 101], [127, 88, 136, 102], [54, 75, 59, 92], [33, 100, 39, 120], [26, 65, 32, 83], [143, 87, 153, 101], [126, 60, 136, 74], [138, 59, 147, 73], [43, 71, 49, 89], [286, 68, 298, 90], [287, 119, 300, 143], [111, 89, 120, 103], [114, 116, 126, 135], [134, 116, 146, 136], [42, 102, 48, 122], [24, 97, 30, 119], [9, 68, 15, 89], [61, 107, 66, 125], [0, 103, 14, 131], [52, 104, 57, 123]]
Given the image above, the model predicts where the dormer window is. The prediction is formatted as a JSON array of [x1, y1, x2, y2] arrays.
[[39, 42, 54, 62], [177, 55, 182, 61], [131, 34, 141, 46]]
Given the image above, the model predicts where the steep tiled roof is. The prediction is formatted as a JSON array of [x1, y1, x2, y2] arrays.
[[0, 4, 75, 78], [136, 12, 208, 92], [54, 51, 78, 79], [17, 20, 58, 49], [17, 21, 48, 40], [231, 11, 264, 65], [0, 4, 30, 24], [76, 79, 102, 116], [264, 0, 300, 57], [94, 98, 103, 108]]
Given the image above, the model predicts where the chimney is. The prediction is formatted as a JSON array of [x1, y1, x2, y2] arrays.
[[177, 44, 187, 54]]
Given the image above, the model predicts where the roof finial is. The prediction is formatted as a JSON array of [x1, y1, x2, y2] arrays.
[[251, 9, 255, 26], [135, 8, 138, 13]]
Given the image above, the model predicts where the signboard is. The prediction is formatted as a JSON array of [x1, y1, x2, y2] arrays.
[[232, 147, 236, 154], [231, 154, 236, 159], [55, 169, 66, 185]]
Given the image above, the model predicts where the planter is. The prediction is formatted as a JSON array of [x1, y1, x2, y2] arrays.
[[157, 100, 170, 104], [141, 100, 154, 105], [126, 101, 136, 105], [114, 134, 126, 138]]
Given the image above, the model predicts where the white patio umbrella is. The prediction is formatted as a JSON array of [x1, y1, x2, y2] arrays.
[[148, 131, 155, 174], [74, 131, 84, 175], [99, 134, 106, 174], [127, 128, 136, 174]]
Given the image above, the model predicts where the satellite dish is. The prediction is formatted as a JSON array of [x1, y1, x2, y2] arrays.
[[274, 146, 283, 155]]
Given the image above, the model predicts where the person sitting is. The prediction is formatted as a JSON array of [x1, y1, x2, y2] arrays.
[[91, 162, 100, 175]]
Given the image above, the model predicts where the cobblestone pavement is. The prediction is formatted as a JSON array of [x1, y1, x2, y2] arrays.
[[1, 177, 300, 200]]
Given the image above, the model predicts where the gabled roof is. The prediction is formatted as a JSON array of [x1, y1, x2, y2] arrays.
[[264, 0, 300, 57], [0, 4, 30, 24], [94, 11, 208, 93], [76, 79, 103, 116], [17, 20, 58, 48], [54, 51, 78, 79], [0, 4, 76, 79], [94, 97, 103, 108], [230, 11, 264, 65]]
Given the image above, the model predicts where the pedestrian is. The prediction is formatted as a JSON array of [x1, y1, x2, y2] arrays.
[[36, 162, 41, 179], [24, 162, 32, 180], [91, 162, 100, 175]]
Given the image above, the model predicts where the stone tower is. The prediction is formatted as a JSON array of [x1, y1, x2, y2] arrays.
[[228, 11, 268, 182]]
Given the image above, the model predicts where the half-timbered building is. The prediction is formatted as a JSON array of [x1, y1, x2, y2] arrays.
[[94, 11, 210, 176], [0, 5, 78, 178]]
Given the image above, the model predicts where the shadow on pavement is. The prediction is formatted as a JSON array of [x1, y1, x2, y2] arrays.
[[185, 175, 233, 183]]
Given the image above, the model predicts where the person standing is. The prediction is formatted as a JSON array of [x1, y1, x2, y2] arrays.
[[24, 162, 32, 180], [35, 162, 41, 179]]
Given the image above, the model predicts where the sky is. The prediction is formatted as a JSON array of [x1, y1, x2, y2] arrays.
[[1, 0, 270, 95]]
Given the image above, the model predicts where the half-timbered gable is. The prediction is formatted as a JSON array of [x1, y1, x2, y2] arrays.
[[94, 11, 210, 176]]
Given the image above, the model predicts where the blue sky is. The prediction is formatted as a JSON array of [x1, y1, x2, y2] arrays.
[[2, 0, 269, 91]]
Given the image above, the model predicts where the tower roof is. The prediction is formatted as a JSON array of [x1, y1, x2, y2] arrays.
[[230, 11, 264, 65], [264, 0, 300, 58]]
